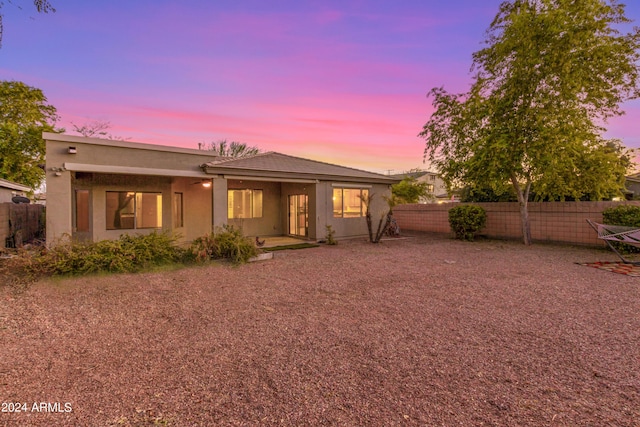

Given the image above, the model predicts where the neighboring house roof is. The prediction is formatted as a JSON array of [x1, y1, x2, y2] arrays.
[[390, 171, 437, 180], [0, 178, 31, 192], [202, 152, 399, 184]]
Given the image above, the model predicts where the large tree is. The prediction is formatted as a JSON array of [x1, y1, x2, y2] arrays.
[[0, 80, 61, 189], [0, 0, 55, 47], [421, 0, 640, 245]]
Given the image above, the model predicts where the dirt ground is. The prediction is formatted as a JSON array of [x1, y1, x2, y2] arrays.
[[1, 234, 638, 426]]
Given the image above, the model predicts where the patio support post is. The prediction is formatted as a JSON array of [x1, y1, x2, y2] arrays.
[[212, 177, 228, 230]]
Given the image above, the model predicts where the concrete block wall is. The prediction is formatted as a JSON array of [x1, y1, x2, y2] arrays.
[[394, 201, 640, 246]]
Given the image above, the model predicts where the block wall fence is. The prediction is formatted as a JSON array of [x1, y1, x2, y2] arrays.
[[393, 201, 640, 246]]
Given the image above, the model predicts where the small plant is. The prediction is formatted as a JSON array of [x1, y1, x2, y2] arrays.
[[602, 205, 640, 254], [189, 225, 258, 264], [325, 225, 337, 245], [448, 205, 487, 241]]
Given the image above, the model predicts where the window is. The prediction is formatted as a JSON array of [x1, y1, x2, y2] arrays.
[[173, 192, 183, 228], [106, 191, 162, 230], [228, 189, 263, 219], [333, 188, 368, 218], [426, 184, 434, 193]]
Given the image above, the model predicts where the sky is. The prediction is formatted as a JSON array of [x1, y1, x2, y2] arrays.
[[1, 0, 640, 175]]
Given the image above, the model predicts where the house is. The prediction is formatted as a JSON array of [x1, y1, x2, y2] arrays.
[[390, 170, 452, 203], [0, 178, 31, 203], [624, 173, 640, 200], [44, 133, 398, 245]]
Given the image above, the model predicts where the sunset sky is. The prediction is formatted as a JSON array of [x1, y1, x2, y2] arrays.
[[2, 0, 639, 174]]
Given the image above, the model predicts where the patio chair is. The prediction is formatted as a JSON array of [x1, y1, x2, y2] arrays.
[[586, 219, 640, 265]]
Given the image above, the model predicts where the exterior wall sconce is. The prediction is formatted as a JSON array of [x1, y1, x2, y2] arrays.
[[202, 180, 212, 188], [68, 146, 77, 154], [50, 166, 66, 177]]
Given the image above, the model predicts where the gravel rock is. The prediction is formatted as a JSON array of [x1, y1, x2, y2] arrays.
[[1, 234, 638, 426]]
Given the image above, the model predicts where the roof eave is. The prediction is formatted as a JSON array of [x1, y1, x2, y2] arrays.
[[202, 166, 399, 184]]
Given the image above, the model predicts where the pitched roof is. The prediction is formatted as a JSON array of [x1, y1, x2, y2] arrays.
[[0, 178, 31, 192], [390, 171, 438, 180], [202, 152, 399, 184]]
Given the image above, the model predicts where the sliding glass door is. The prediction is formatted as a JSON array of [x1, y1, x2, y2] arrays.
[[288, 194, 308, 237]]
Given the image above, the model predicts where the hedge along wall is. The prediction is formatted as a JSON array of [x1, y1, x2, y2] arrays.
[[0, 203, 45, 248], [393, 201, 640, 246]]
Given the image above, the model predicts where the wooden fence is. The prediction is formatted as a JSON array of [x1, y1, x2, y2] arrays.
[[0, 203, 45, 248], [393, 201, 640, 246]]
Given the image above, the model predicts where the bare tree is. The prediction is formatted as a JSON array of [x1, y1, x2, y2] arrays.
[[204, 139, 261, 158], [71, 120, 128, 140]]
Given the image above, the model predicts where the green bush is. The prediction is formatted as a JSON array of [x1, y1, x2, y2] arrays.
[[38, 231, 186, 276], [448, 205, 487, 241], [2, 227, 259, 287], [189, 225, 258, 264], [602, 205, 640, 227], [602, 205, 640, 254]]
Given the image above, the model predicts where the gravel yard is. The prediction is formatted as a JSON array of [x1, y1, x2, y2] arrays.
[[1, 234, 638, 426]]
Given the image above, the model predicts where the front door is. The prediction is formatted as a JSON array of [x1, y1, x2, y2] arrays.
[[73, 189, 92, 242], [288, 194, 308, 237]]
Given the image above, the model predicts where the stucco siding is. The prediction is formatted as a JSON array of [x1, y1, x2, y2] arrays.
[[321, 182, 392, 239], [45, 135, 397, 245], [228, 180, 283, 237], [171, 177, 213, 243], [0, 189, 16, 204], [46, 138, 217, 245]]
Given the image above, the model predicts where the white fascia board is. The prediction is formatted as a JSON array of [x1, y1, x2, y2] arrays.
[[222, 175, 318, 184], [331, 183, 373, 188], [0, 179, 31, 192], [63, 163, 210, 178]]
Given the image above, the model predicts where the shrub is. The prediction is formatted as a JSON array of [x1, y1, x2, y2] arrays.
[[38, 231, 186, 276], [189, 225, 258, 264], [448, 205, 487, 241], [602, 205, 640, 227], [602, 205, 640, 254]]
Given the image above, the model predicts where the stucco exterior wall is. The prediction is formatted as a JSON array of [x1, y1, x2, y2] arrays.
[[0, 189, 16, 204], [320, 182, 393, 239], [228, 180, 283, 237], [171, 177, 213, 243], [46, 135, 219, 174], [46, 137, 217, 245], [46, 167, 73, 244]]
